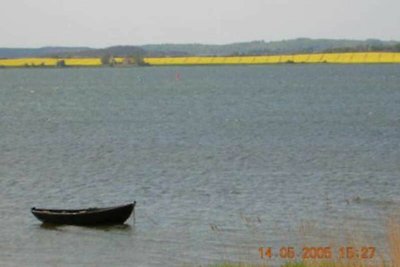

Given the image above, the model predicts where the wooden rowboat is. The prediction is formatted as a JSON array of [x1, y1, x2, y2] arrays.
[[31, 202, 136, 226]]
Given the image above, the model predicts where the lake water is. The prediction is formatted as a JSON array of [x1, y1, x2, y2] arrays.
[[0, 65, 399, 266]]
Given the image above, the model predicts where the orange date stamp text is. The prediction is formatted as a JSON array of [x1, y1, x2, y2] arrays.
[[259, 246, 376, 260]]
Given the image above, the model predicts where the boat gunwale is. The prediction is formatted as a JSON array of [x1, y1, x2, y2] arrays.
[[31, 202, 135, 216]]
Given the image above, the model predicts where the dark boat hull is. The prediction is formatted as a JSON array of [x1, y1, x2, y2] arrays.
[[31, 202, 135, 226]]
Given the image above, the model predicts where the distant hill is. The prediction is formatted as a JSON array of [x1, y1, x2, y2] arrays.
[[0, 47, 90, 58], [51, 46, 145, 58], [49, 45, 189, 58], [141, 38, 400, 56], [1, 39, 399, 58], [10, 45, 189, 58]]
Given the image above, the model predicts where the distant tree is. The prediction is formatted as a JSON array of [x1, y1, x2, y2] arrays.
[[110, 57, 116, 66], [132, 54, 149, 66], [101, 55, 116, 67], [101, 54, 111, 66], [56, 60, 66, 67], [123, 57, 133, 65]]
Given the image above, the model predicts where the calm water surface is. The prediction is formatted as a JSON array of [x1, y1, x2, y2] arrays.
[[0, 65, 399, 266]]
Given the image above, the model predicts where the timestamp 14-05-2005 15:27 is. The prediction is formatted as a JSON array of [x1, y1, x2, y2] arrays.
[[259, 246, 376, 260]]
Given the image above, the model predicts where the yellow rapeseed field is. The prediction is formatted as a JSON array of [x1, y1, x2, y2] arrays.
[[1, 53, 400, 67], [0, 58, 59, 67], [144, 52, 400, 65], [0, 58, 102, 67], [63, 58, 102, 66]]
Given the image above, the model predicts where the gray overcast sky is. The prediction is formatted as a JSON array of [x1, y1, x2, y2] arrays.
[[1, 0, 400, 47]]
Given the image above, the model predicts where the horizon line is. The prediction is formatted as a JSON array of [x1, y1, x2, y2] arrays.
[[1, 37, 399, 49]]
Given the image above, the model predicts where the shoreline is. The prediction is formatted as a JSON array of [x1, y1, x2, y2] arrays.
[[1, 52, 400, 68]]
